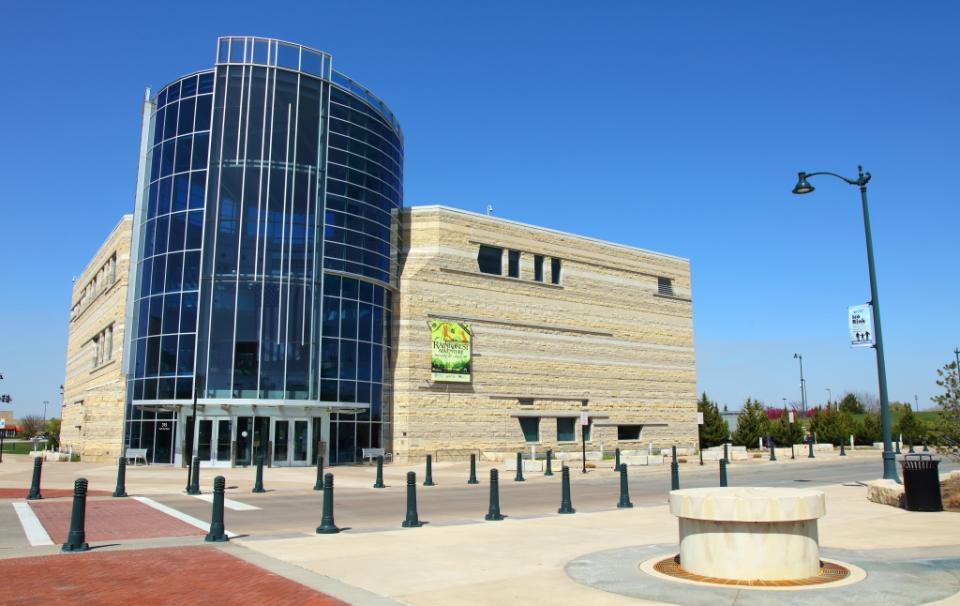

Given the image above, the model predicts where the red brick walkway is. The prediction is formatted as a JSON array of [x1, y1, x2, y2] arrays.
[[0, 546, 348, 605], [0, 488, 112, 499], [29, 499, 204, 542]]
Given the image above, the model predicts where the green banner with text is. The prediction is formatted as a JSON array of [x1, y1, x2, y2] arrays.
[[430, 320, 472, 382]]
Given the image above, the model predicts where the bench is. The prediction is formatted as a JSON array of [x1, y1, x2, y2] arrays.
[[361, 447, 390, 463], [125, 448, 148, 465]]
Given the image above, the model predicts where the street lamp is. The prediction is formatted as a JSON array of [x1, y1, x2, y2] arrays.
[[793, 353, 807, 414], [792, 166, 899, 482], [42, 401, 49, 422]]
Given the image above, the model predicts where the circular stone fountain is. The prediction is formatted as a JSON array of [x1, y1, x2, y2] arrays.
[[668, 487, 826, 581]]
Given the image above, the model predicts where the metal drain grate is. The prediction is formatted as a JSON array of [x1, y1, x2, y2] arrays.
[[653, 555, 851, 587]]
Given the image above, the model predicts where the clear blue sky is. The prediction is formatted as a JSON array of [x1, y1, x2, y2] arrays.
[[1, 2, 957, 418]]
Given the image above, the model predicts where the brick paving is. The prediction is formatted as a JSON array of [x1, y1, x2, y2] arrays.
[[0, 488, 112, 499], [0, 546, 348, 605], [29, 498, 204, 543]]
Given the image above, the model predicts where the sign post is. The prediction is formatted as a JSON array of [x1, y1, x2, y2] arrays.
[[580, 412, 589, 474]]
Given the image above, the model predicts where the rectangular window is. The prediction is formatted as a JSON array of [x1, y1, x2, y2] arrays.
[[508, 250, 520, 278], [519, 417, 540, 443], [658, 277, 674, 296], [534, 255, 544, 282], [617, 425, 643, 440], [557, 417, 576, 442], [477, 245, 503, 275], [518, 398, 533, 406], [550, 258, 562, 285]]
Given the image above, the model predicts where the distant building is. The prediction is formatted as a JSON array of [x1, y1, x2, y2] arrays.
[[60, 216, 132, 461]]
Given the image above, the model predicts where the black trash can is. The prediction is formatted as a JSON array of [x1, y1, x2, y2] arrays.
[[900, 453, 943, 512]]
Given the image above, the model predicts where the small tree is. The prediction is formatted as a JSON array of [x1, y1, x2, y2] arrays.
[[838, 393, 865, 414], [807, 407, 855, 446], [731, 398, 770, 448], [932, 360, 960, 456], [19, 415, 46, 439], [46, 418, 61, 450], [771, 409, 803, 446], [697, 393, 729, 448], [894, 404, 928, 445], [855, 412, 882, 445]]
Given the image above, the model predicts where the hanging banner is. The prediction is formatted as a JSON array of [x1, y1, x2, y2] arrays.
[[848, 304, 875, 348], [430, 320, 472, 382]]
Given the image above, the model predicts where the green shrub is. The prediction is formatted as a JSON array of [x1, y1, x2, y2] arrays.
[[731, 398, 770, 448]]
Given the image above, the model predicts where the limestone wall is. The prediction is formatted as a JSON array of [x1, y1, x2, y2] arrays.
[[60, 216, 132, 462], [391, 206, 697, 462]]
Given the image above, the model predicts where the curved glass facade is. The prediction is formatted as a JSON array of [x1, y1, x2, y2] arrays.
[[126, 37, 401, 465]]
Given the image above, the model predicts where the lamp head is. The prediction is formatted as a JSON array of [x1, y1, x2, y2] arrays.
[[792, 172, 814, 195], [793, 353, 800, 360]]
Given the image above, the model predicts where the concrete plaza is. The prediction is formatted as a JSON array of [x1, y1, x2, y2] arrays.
[[1, 451, 958, 605]]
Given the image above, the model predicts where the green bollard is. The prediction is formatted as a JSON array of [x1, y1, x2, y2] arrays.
[[808, 440, 815, 459], [923, 443, 929, 452], [112, 456, 128, 498], [670, 445, 680, 491], [316, 473, 340, 534], [895, 440, 901, 455], [423, 454, 436, 486], [402, 471, 423, 527], [617, 465, 633, 509], [27, 457, 43, 500], [252, 454, 265, 493], [791, 444, 796, 460], [908, 438, 914, 453], [313, 455, 324, 491], [840, 442, 846, 456], [722, 443, 729, 465], [719, 459, 728, 487], [374, 455, 386, 488], [514, 452, 525, 482], [614, 447, 621, 472], [558, 466, 576, 514], [205, 476, 229, 542], [61, 478, 90, 552], [485, 468, 504, 521], [467, 453, 479, 485], [545, 449, 554, 476], [699, 446, 704, 466], [769, 440, 777, 462], [187, 456, 201, 495]]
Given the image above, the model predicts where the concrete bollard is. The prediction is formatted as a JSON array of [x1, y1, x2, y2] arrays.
[[313, 455, 324, 491], [558, 466, 576, 514], [187, 456, 201, 495], [545, 449, 554, 476], [840, 442, 846, 456], [617, 465, 633, 509], [722, 443, 729, 465], [769, 440, 777, 462], [374, 455, 386, 488], [252, 455, 265, 493], [670, 445, 680, 491], [402, 471, 423, 527], [467, 453, 479, 485], [514, 452, 525, 482], [61, 478, 90, 552], [485, 469, 504, 521], [316, 473, 340, 534], [719, 459, 728, 487], [614, 447, 621, 472], [205, 476, 229, 542], [27, 457, 43, 500], [423, 454, 436, 487], [808, 440, 815, 459], [112, 456, 128, 498]]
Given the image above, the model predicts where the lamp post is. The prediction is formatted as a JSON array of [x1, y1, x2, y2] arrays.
[[42, 401, 49, 423], [954, 347, 959, 386], [793, 354, 807, 414], [792, 166, 899, 482]]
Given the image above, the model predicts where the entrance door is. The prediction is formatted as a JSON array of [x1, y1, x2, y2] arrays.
[[235, 416, 270, 466], [196, 417, 232, 467], [272, 418, 310, 466]]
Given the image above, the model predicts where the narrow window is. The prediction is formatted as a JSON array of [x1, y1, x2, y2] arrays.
[[519, 417, 540, 442], [617, 425, 642, 440], [518, 398, 534, 406], [477, 245, 503, 275], [657, 277, 674, 296], [508, 250, 520, 278], [557, 417, 576, 442], [550, 257, 562, 285], [534, 255, 544, 282]]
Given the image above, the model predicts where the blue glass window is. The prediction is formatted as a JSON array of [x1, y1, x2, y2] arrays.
[[339, 340, 356, 380], [195, 95, 212, 131], [154, 216, 169, 255], [321, 338, 338, 378], [198, 72, 214, 94], [185, 211, 203, 249], [157, 177, 172, 216], [180, 292, 198, 331], [162, 293, 180, 334], [189, 175, 206, 209], [182, 251, 200, 290], [175, 136, 192, 173], [168, 212, 186, 251], [163, 103, 178, 140], [172, 175, 189, 212], [322, 296, 339, 337], [181, 75, 197, 97], [177, 97, 195, 135], [164, 252, 183, 293]]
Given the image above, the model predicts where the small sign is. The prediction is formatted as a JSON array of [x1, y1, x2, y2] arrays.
[[579, 412, 589, 426], [848, 304, 875, 348], [696, 412, 704, 425], [788, 411, 795, 424]]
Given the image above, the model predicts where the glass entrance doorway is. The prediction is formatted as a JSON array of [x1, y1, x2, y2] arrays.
[[235, 416, 270, 466], [197, 417, 232, 467], [272, 418, 310, 466]]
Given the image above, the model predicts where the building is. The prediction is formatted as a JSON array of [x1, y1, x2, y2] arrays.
[[392, 206, 696, 462], [61, 215, 133, 461], [64, 36, 697, 466], [124, 37, 401, 466]]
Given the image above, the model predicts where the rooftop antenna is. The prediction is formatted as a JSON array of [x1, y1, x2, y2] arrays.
[[486, 204, 494, 216]]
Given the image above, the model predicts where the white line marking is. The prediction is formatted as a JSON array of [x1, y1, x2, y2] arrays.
[[191, 494, 261, 511], [12, 502, 54, 546], [133, 497, 237, 537]]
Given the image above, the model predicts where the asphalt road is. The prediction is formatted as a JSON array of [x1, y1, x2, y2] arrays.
[[147, 456, 957, 537]]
